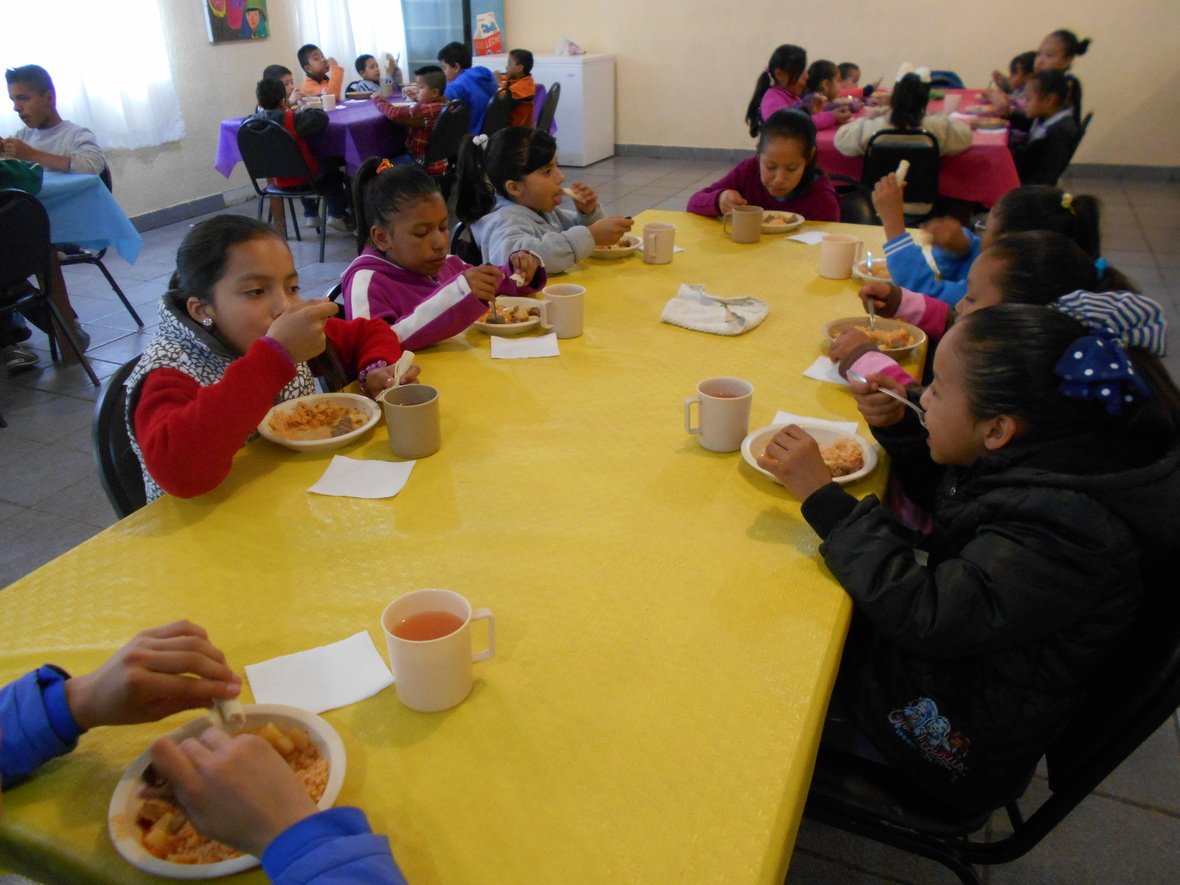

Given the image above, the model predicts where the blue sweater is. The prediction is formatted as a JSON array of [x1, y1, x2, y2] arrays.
[[882, 227, 981, 306], [445, 66, 499, 133], [0, 670, 406, 884]]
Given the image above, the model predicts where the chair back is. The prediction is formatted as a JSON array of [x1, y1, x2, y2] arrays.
[[929, 70, 965, 89], [481, 92, 513, 137], [450, 221, 483, 265], [236, 117, 315, 196], [532, 83, 548, 126], [863, 129, 941, 206], [0, 188, 53, 290], [424, 100, 471, 169], [92, 356, 147, 519], [536, 82, 560, 133], [1065, 111, 1094, 166]]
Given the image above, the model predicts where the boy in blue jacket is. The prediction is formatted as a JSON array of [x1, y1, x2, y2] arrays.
[[436, 41, 498, 133]]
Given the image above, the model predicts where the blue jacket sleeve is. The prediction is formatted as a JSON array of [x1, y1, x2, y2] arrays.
[[930, 227, 980, 282], [262, 807, 407, 885], [1, 666, 84, 788], [883, 232, 968, 306]]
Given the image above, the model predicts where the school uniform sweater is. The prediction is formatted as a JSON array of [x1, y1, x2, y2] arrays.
[[686, 156, 841, 222], [1011, 109, 1081, 186], [470, 195, 605, 272], [11, 119, 106, 174], [760, 85, 840, 130], [883, 228, 981, 306]]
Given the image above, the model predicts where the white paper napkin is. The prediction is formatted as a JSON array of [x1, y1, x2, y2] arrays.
[[786, 230, 829, 246], [803, 355, 849, 386], [660, 284, 768, 336], [309, 455, 415, 498], [245, 631, 394, 714], [772, 410, 858, 436], [491, 332, 560, 359]]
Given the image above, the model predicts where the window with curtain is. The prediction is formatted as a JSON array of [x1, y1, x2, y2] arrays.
[[296, 0, 408, 84], [0, 0, 184, 150]]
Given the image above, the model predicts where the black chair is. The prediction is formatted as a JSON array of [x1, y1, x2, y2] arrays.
[[325, 281, 343, 303], [535, 82, 560, 134], [0, 188, 98, 387], [804, 591, 1180, 885], [449, 221, 482, 265], [863, 129, 941, 224], [55, 167, 143, 329], [930, 70, 965, 89], [237, 117, 328, 262], [423, 100, 471, 200], [1066, 111, 1094, 167], [480, 91, 513, 137], [92, 355, 146, 518], [829, 173, 877, 225]]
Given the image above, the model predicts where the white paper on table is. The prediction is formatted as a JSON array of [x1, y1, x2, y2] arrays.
[[772, 410, 858, 436], [309, 455, 415, 498], [491, 332, 560, 359], [803, 355, 849, 386], [635, 242, 685, 253], [786, 230, 828, 246], [245, 631, 394, 714]]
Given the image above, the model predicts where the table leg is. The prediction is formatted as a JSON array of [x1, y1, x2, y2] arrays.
[[270, 197, 288, 239], [44, 252, 86, 364]]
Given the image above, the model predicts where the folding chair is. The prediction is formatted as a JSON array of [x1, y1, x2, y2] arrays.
[[863, 129, 941, 224], [804, 590, 1180, 885], [56, 167, 143, 328], [92, 355, 146, 518], [423, 100, 471, 201], [481, 91, 514, 138], [237, 117, 328, 262], [535, 82, 560, 134], [0, 188, 98, 387]]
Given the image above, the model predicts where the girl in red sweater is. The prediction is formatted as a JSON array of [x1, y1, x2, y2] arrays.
[[127, 215, 419, 502]]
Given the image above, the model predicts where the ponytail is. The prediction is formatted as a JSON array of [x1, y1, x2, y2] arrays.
[[1050, 29, 1091, 60], [454, 134, 496, 224], [746, 44, 807, 139], [352, 157, 441, 252], [455, 126, 557, 224]]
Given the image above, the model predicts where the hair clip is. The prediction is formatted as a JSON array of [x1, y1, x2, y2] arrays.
[[1060, 192, 1074, 212], [375, 158, 396, 175], [1054, 331, 1150, 415], [472, 134, 489, 150], [1051, 289, 1168, 357], [1094, 256, 1108, 275]]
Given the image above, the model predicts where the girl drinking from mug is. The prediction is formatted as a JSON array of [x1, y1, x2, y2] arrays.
[[342, 158, 546, 349], [454, 127, 632, 273], [687, 109, 840, 221], [759, 300, 1180, 814], [127, 215, 419, 502]]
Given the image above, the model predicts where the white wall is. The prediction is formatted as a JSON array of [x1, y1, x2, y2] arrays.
[[92, 1, 1180, 220]]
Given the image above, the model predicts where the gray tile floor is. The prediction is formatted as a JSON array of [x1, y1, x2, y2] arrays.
[[1, 157, 1178, 883]]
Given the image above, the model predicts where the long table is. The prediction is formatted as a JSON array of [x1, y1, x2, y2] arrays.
[[817, 89, 1021, 208], [0, 213, 908, 884]]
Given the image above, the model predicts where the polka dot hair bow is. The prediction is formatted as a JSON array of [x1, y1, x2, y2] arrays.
[[1054, 331, 1151, 415]]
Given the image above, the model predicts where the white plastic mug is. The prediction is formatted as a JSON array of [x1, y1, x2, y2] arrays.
[[722, 205, 762, 244], [542, 284, 585, 338], [942, 93, 961, 114], [684, 377, 753, 452], [321, 93, 337, 112], [819, 234, 863, 279], [381, 589, 495, 713], [643, 223, 676, 264]]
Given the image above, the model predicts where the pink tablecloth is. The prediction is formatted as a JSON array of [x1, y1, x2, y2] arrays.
[[214, 100, 407, 178], [816, 90, 1021, 207]]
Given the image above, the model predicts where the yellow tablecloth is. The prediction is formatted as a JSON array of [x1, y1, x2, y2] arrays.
[[0, 213, 911, 884]]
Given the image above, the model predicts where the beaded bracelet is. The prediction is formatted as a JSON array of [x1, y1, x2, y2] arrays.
[[357, 359, 389, 390]]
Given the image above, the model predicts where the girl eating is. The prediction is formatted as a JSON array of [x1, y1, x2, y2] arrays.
[[342, 158, 546, 349], [454, 127, 632, 273], [127, 215, 419, 502], [759, 300, 1179, 814], [687, 109, 840, 221]]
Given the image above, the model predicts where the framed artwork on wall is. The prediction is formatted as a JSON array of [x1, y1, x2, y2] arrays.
[[205, 0, 269, 44]]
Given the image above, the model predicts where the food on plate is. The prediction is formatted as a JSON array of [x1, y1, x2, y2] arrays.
[[594, 238, 634, 251], [829, 324, 913, 349], [820, 438, 865, 478], [864, 262, 891, 279], [267, 401, 367, 441], [761, 211, 798, 227], [482, 304, 535, 324], [966, 103, 996, 115], [135, 723, 326, 865], [972, 116, 1006, 130]]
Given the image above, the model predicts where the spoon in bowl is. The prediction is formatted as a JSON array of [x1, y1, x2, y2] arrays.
[[846, 369, 927, 428]]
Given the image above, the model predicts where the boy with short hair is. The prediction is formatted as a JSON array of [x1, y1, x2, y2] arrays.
[[499, 48, 536, 127], [262, 63, 297, 106], [372, 66, 448, 175], [252, 78, 352, 230], [346, 53, 404, 95], [297, 43, 344, 100], [436, 41, 498, 133]]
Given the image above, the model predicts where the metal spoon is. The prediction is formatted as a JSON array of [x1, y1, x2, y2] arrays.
[[864, 251, 877, 330], [846, 369, 927, 428], [484, 295, 504, 324]]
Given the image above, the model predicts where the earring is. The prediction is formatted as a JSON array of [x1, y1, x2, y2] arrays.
[[201, 317, 213, 328]]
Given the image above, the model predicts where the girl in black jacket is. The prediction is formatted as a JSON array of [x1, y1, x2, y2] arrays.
[[758, 299, 1180, 813]]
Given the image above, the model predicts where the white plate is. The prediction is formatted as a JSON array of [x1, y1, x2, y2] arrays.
[[590, 232, 641, 259], [108, 704, 346, 880], [821, 316, 926, 359], [760, 211, 805, 234], [474, 296, 547, 336], [257, 393, 380, 453], [742, 423, 878, 487], [852, 259, 894, 284]]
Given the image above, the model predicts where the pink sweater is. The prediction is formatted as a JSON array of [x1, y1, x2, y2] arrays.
[[686, 156, 840, 221]]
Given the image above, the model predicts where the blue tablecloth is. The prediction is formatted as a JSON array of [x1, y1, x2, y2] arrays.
[[36, 172, 144, 264]]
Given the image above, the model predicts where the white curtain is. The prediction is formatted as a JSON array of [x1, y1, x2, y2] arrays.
[[0, 0, 184, 150], [296, 0, 408, 83]]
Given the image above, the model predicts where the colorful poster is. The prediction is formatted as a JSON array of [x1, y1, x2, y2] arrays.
[[472, 3, 505, 56], [205, 0, 268, 44]]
